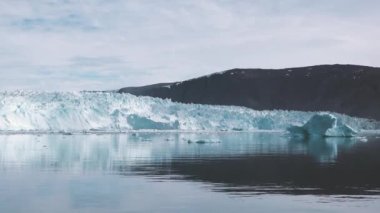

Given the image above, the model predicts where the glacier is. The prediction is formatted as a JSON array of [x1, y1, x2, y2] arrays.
[[0, 91, 379, 133]]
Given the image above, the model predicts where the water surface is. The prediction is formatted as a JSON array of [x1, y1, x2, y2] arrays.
[[0, 132, 379, 212]]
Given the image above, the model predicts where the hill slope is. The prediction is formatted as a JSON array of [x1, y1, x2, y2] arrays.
[[119, 64, 380, 120]]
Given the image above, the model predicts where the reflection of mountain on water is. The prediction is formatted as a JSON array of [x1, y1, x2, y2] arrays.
[[139, 141, 380, 195], [0, 133, 379, 195]]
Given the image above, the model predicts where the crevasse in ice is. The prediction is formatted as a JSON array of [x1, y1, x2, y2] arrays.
[[0, 91, 378, 133]]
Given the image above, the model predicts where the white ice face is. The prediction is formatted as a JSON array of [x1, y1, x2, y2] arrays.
[[0, 91, 378, 133]]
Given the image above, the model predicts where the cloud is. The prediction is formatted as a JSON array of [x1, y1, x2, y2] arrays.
[[11, 14, 98, 31], [0, 0, 379, 90]]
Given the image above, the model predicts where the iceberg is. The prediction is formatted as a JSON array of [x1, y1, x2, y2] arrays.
[[0, 91, 378, 133], [287, 114, 357, 137]]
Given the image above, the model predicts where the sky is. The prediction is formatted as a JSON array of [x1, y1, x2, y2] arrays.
[[0, 0, 379, 91]]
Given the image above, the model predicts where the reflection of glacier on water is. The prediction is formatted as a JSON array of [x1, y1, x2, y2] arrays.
[[0, 91, 379, 132], [0, 133, 362, 171], [1, 133, 380, 196]]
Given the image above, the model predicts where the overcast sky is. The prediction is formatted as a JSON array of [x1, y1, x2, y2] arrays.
[[0, 0, 379, 91]]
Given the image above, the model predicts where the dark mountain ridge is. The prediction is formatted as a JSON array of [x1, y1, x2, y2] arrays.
[[119, 64, 380, 120]]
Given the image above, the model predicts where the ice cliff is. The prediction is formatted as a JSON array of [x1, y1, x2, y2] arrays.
[[0, 91, 378, 133]]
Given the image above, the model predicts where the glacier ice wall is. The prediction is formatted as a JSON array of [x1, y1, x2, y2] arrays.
[[0, 91, 378, 133]]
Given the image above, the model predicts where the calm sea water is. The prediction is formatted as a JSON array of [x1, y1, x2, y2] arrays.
[[0, 132, 380, 213]]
